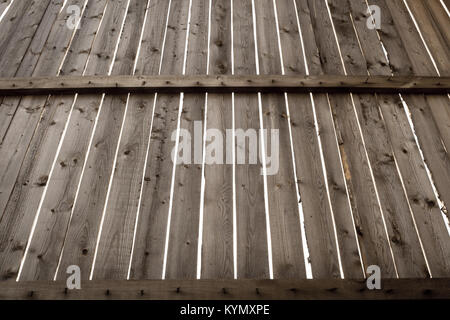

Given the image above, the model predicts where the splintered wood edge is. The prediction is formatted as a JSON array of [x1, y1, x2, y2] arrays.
[[0, 75, 448, 95], [0, 279, 449, 300]]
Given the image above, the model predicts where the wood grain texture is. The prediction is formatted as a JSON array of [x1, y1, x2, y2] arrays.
[[276, 0, 340, 279], [1, 278, 449, 300], [406, 0, 450, 153], [233, 0, 270, 279], [200, 0, 234, 279], [305, 0, 397, 277], [406, 0, 449, 76], [0, 0, 54, 141], [129, 0, 191, 279], [0, 0, 53, 77], [295, 0, 365, 279], [0, 0, 98, 282], [90, 0, 170, 281], [165, 0, 209, 280], [18, 0, 130, 281], [57, 0, 149, 281], [370, 0, 450, 221], [329, 0, 428, 278], [349, 0, 450, 278], [0, 75, 448, 95], [0, 0, 12, 17], [254, 0, 306, 279]]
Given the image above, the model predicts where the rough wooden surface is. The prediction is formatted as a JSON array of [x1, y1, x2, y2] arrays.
[[130, 0, 191, 279], [233, 0, 270, 279], [254, 0, 306, 279], [276, 0, 340, 279], [372, 0, 450, 221], [18, 0, 130, 281], [305, 0, 397, 277], [0, 75, 448, 95], [0, 0, 92, 282], [0, 0, 448, 293], [349, 0, 450, 278], [329, 0, 429, 278], [57, 0, 150, 281], [0, 278, 449, 300], [201, 0, 234, 279], [165, 0, 208, 280]]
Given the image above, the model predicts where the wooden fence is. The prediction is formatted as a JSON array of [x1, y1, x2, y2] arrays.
[[0, 0, 449, 299]]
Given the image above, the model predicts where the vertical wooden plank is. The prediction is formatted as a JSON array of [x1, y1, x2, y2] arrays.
[[93, 0, 170, 280], [0, 0, 54, 141], [425, 0, 450, 47], [0, 0, 33, 55], [406, 0, 450, 154], [129, 0, 191, 279], [362, 0, 450, 276], [369, 0, 450, 220], [56, 0, 150, 281], [233, 0, 270, 279], [254, 0, 306, 279], [18, 0, 130, 281], [275, 0, 341, 278], [0, 0, 103, 281], [0, 0, 63, 207], [0, 0, 55, 148], [294, 0, 363, 279], [406, 0, 449, 75], [328, 0, 428, 278], [0, 0, 52, 76], [303, 0, 397, 277], [350, 0, 450, 277], [165, 0, 209, 280], [201, 0, 233, 279]]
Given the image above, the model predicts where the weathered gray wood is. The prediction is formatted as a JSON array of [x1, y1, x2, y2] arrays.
[[254, 0, 306, 279], [0, 0, 99, 282], [370, 0, 450, 220], [295, 0, 365, 279], [305, 0, 397, 277], [93, 0, 171, 280], [406, 0, 449, 76], [0, 75, 448, 95], [424, 0, 450, 48], [0, 0, 12, 18], [165, 0, 209, 280], [350, 0, 450, 278], [200, 0, 234, 279], [329, 0, 428, 278], [56, 0, 150, 281], [275, 0, 340, 279], [233, 0, 270, 279], [406, 0, 450, 153], [1, 278, 450, 300], [0, 0, 55, 144], [129, 0, 191, 279], [18, 0, 130, 281], [0, 0, 51, 75]]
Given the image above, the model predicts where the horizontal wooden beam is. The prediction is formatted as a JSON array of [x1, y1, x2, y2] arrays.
[[0, 75, 448, 95], [0, 278, 449, 300]]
